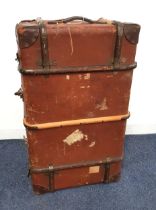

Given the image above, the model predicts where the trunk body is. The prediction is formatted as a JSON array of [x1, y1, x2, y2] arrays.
[[15, 17, 140, 193]]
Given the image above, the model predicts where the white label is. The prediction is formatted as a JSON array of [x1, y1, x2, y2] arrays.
[[89, 166, 100, 174]]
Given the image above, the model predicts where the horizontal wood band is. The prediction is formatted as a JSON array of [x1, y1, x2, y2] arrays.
[[24, 112, 130, 130], [29, 156, 123, 174], [19, 62, 137, 75]]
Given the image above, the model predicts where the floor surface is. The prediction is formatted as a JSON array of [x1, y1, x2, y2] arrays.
[[0, 135, 156, 210]]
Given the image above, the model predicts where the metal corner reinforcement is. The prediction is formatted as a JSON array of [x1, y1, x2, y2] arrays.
[[23, 112, 130, 130]]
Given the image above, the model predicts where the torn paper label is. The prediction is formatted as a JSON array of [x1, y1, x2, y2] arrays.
[[63, 129, 87, 146]]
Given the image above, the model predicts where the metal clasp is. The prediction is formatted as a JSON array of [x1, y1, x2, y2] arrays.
[[15, 53, 19, 62], [103, 157, 111, 183], [47, 165, 54, 191]]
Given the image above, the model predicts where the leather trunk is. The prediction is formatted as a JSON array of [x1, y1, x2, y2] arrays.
[[15, 16, 140, 194]]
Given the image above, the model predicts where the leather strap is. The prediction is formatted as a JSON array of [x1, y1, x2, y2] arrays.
[[37, 18, 49, 69], [113, 21, 124, 67]]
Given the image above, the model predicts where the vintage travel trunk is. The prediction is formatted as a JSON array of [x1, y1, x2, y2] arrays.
[[15, 16, 140, 194]]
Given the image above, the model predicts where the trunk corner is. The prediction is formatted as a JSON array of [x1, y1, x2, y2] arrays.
[[124, 23, 141, 45], [16, 21, 39, 49]]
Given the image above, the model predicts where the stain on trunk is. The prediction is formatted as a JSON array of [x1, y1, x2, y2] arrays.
[[96, 97, 108, 111]]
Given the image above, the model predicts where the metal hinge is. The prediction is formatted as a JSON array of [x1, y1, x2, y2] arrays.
[[14, 88, 23, 100], [15, 53, 20, 62]]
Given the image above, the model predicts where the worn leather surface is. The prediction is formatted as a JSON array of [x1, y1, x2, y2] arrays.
[[16, 20, 138, 70]]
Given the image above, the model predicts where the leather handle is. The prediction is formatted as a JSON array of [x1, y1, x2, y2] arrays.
[[48, 16, 96, 24]]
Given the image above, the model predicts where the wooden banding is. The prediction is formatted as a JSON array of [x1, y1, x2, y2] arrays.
[[24, 112, 130, 130], [19, 62, 137, 75]]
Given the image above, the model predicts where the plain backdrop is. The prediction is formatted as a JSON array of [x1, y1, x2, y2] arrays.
[[0, 0, 156, 139]]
